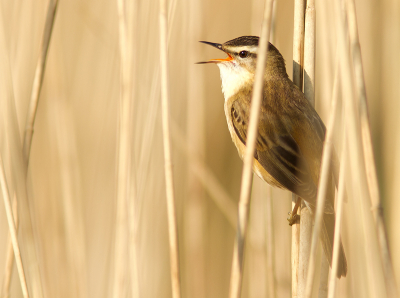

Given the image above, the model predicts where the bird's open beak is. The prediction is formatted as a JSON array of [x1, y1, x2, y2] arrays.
[[197, 41, 233, 64]]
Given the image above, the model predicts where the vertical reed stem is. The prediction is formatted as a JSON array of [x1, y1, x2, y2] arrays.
[[228, 0, 275, 297], [0, 156, 29, 298], [334, 0, 379, 295], [3, 0, 58, 296], [292, 0, 305, 296], [159, 0, 182, 297], [319, 59, 341, 298], [318, 257, 329, 298], [1, 196, 17, 297], [23, 0, 59, 164], [303, 0, 315, 106], [327, 127, 348, 298], [265, 186, 276, 298], [345, 1, 398, 296], [113, 0, 137, 296], [266, 5, 277, 297], [300, 0, 316, 296], [303, 0, 346, 295], [293, 0, 305, 90]]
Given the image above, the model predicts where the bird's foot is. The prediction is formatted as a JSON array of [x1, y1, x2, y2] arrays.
[[287, 196, 302, 226], [287, 211, 299, 226]]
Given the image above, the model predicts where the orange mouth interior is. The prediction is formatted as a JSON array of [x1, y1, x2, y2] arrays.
[[208, 53, 233, 63]]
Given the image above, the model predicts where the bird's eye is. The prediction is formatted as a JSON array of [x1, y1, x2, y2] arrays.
[[238, 51, 249, 58]]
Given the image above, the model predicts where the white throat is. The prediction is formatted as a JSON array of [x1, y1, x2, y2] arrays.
[[217, 62, 253, 101]]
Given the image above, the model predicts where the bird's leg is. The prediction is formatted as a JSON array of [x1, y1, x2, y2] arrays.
[[287, 196, 301, 226]]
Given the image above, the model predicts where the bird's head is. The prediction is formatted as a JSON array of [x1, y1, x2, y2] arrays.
[[198, 36, 287, 100]]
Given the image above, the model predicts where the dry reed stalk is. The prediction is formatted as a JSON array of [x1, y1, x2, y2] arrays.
[[301, 0, 318, 296], [0, 155, 29, 298], [265, 186, 277, 298], [122, 2, 139, 296], [345, 1, 398, 297], [1, 195, 18, 297], [319, 58, 341, 298], [250, 3, 278, 295], [135, 0, 177, 224], [303, 6, 341, 295], [298, 204, 312, 297], [113, 0, 137, 296], [267, 6, 277, 296], [250, 2, 278, 296], [228, 0, 275, 297], [291, 0, 305, 295], [303, 0, 315, 106], [128, 186, 139, 298], [327, 127, 348, 298], [293, 0, 305, 90], [23, 0, 58, 164], [318, 257, 329, 298], [333, 0, 380, 295], [246, 181, 267, 298], [270, 0, 278, 47], [1, 1, 58, 296], [291, 202, 301, 298], [159, 0, 182, 297]]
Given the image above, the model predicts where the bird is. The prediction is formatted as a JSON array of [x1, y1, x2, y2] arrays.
[[198, 36, 347, 277]]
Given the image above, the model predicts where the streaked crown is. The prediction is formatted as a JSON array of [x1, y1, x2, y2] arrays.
[[222, 36, 287, 76]]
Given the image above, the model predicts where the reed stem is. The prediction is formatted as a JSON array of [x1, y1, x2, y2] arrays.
[[0, 156, 29, 298], [23, 0, 59, 165], [304, 1, 342, 295], [327, 124, 348, 298], [302, 0, 318, 296], [3, 0, 58, 296], [345, 1, 398, 296], [291, 0, 305, 295], [159, 0, 182, 296], [113, 0, 137, 296], [228, 0, 275, 297]]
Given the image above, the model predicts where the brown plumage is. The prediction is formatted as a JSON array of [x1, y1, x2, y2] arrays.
[[199, 36, 347, 277]]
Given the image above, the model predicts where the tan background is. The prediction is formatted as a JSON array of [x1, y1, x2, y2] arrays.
[[0, 0, 399, 297]]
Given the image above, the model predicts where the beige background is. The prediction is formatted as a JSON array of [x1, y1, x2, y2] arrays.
[[0, 0, 399, 297]]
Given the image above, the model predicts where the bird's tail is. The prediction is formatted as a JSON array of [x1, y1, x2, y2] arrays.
[[320, 212, 347, 278]]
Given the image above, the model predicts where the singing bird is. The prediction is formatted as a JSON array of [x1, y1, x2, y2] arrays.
[[198, 36, 347, 277]]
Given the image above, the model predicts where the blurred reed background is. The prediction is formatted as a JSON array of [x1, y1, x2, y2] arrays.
[[0, 0, 399, 297]]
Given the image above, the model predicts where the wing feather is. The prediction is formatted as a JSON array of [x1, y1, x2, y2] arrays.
[[229, 79, 337, 215]]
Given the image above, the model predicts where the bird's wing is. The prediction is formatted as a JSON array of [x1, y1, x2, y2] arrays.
[[231, 98, 317, 200]]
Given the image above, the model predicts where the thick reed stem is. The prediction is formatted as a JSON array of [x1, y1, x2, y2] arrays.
[[291, 0, 305, 296]]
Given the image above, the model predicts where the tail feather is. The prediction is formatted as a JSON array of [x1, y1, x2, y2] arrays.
[[321, 213, 347, 278]]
